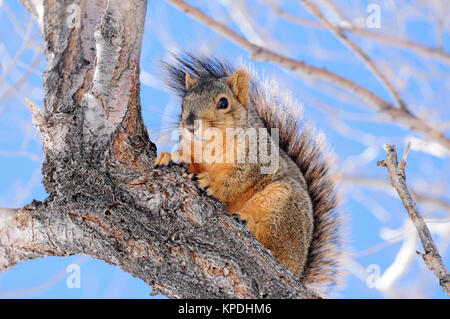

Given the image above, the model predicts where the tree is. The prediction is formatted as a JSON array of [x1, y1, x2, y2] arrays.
[[1, 0, 449, 298], [0, 0, 317, 299]]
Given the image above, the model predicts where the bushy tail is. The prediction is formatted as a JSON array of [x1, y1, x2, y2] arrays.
[[252, 79, 342, 292], [161, 52, 343, 292]]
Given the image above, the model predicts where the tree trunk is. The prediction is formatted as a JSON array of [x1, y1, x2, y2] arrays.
[[1, 0, 318, 299]]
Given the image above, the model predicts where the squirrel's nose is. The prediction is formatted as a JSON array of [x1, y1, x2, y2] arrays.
[[187, 127, 195, 134], [185, 122, 200, 134], [185, 112, 196, 127]]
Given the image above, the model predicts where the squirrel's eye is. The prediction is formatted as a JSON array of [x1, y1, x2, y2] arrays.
[[216, 97, 228, 109]]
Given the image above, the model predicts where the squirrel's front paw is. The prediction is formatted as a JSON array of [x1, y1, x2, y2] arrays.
[[154, 151, 172, 167], [156, 150, 189, 168], [193, 172, 216, 196], [171, 149, 188, 165]]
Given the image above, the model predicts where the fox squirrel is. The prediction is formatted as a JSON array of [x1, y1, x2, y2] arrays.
[[155, 53, 342, 292]]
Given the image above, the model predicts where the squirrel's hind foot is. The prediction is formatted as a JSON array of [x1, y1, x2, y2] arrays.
[[231, 213, 248, 226]]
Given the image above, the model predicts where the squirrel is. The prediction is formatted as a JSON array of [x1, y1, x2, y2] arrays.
[[155, 53, 342, 293]]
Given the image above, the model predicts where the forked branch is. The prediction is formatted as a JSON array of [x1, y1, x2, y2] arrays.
[[165, 0, 450, 152], [378, 144, 450, 295]]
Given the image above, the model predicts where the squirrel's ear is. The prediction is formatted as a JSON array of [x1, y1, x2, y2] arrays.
[[185, 72, 198, 90], [227, 69, 250, 106]]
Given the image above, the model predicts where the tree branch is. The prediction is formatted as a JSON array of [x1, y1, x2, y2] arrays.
[[378, 144, 450, 295], [164, 0, 450, 152], [18, 0, 44, 30], [341, 175, 450, 214], [3, 0, 319, 299], [260, 0, 450, 65], [0, 170, 317, 299], [300, 0, 408, 111]]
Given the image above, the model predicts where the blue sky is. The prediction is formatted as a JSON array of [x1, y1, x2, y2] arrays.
[[0, 0, 449, 298]]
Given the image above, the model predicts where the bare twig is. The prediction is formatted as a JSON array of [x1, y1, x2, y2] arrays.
[[260, 0, 450, 64], [300, 0, 408, 111], [378, 144, 450, 295], [18, 0, 43, 29], [259, 0, 320, 28], [164, 0, 450, 152], [434, 0, 445, 50], [0, 20, 34, 87], [398, 141, 411, 170], [342, 174, 450, 214], [0, 54, 43, 116], [317, 0, 352, 27]]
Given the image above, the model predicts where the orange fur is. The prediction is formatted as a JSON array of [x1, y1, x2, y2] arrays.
[[228, 181, 291, 244]]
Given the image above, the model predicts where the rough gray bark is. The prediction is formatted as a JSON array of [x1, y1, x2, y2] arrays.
[[0, 0, 318, 299]]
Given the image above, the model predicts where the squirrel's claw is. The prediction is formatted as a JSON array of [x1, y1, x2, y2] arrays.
[[194, 173, 210, 189], [155, 150, 189, 168], [171, 149, 185, 164], [182, 172, 195, 179], [194, 172, 217, 196], [232, 211, 256, 234], [231, 213, 248, 226], [154, 151, 172, 167]]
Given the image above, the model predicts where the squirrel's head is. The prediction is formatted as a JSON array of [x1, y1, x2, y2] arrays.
[[180, 69, 251, 135]]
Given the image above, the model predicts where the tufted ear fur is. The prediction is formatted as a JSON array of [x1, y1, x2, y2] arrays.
[[185, 71, 198, 90], [227, 69, 250, 106]]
